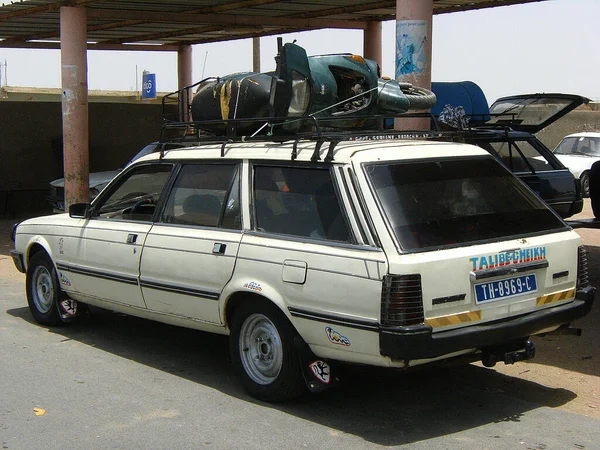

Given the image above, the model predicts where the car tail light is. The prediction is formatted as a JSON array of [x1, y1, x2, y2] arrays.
[[577, 246, 589, 289], [381, 274, 424, 327]]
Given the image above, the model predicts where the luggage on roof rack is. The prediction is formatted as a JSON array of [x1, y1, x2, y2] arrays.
[[162, 38, 437, 136]]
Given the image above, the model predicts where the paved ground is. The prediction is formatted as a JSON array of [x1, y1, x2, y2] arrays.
[[0, 204, 598, 449]]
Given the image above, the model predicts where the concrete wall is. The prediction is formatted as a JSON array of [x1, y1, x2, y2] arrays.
[[2, 97, 599, 218], [1, 101, 163, 216], [538, 109, 600, 150]]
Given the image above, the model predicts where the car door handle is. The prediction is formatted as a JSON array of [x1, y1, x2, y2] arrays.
[[212, 243, 226, 254], [126, 234, 138, 244]]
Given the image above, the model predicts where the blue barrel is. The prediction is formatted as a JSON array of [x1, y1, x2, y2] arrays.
[[142, 72, 156, 99], [431, 81, 490, 124]]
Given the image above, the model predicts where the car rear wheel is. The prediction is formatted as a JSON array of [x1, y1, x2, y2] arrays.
[[580, 171, 590, 198], [229, 300, 306, 402], [26, 252, 64, 326]]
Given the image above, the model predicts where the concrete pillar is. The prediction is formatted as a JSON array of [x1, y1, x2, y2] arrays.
[[178, 44, 193, 90], [363, 22, 382, 70], [252, 37, 260, 73], [177, 44, 193, 122], [60, 6, 89, 209], [395, 0, 433, 130]]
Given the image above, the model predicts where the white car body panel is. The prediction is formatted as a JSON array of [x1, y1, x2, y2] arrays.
[[14, 139, 589, 371]]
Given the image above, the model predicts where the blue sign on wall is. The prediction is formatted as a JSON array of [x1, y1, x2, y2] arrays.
[[142, 72, 156, 99]]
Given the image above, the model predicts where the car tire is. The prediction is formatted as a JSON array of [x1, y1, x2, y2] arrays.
[[26, 251, 65, 326], [229, 300, 306, 402], [589, 162, 600, 218], [580, 171, 591, 198], [400, 84, 437, 111]]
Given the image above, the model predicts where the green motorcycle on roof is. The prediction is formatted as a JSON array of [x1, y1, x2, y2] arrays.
[[183, 38, 436, 135]]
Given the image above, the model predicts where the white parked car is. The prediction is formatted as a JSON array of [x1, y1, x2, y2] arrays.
[[553, 132, 600, 197], [11, 134, 595, 401]]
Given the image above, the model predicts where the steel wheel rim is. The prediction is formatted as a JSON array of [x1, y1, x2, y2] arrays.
[[32, 266, 55, 313], [239, 313, 283, 385]]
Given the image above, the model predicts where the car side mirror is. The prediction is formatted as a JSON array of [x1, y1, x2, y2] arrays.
[[69, 202, 92, 219]]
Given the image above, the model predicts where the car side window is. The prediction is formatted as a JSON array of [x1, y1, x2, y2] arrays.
[[161, 163, 240, 229], [95, 164, 173, 221], [554, 137, 578, 155], [490, 140, 552, 173], [573, 137, 600, 157], [253, 165, 351, 242]]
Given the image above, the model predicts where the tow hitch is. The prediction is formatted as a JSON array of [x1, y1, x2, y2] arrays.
[[481, 340, 536, 367]]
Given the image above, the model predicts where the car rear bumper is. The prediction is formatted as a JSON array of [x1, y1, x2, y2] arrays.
[[379, 285, 595, 360]]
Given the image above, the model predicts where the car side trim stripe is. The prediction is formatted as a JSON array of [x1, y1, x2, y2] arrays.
[[288, 307, 379, 331], [140, 279, 220, 300], [56, 263, 138, 285]]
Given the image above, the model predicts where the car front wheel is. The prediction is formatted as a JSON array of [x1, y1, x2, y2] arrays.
[[229, 300, 306, 402], [26, 252, 65, 326]]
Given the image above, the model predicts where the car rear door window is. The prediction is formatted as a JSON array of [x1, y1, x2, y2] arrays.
[[489, 140, 554, 173], [253, 165, 351, 242], [161, 163, 240, 229]]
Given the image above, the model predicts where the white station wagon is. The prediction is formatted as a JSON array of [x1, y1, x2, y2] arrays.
[[11, 137, 595, 401]]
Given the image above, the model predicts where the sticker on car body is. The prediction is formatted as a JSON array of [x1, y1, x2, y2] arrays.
[[469, 246, 547, 271], [243, 281, 263, 293], [325, 326, 350, 346], [59, 272, 71, 287]]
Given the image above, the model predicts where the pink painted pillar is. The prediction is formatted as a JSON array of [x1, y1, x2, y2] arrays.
[[363, 21, 382, 70], [178, 44, 193, 122], [395, 0, 433, 130], [178, 44, 193, 89], [60, 6, 89, 209], [252, 37, 261, 72]]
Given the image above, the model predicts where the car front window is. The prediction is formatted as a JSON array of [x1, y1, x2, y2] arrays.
[[95, 164, 173, 221]]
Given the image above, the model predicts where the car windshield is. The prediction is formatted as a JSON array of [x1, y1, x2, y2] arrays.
[[365, 156, 566, 251], [554, 136, 600, 157]]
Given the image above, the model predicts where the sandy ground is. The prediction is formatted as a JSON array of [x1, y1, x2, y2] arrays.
[[1, 205, 598, 419]]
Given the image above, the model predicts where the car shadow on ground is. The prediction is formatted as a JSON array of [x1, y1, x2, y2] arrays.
[[521, 243, 600, 378], [7, 304, 578, 446]]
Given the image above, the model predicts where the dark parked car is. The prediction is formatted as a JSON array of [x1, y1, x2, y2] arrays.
[[432, 87, 589, 219], [47, 141, 188, 212]]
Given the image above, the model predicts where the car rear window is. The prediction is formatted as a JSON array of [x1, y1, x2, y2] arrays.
[[365, 156, 566, 251]]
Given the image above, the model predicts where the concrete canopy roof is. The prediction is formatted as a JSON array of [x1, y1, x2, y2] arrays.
[[0, 0, 546, 51]]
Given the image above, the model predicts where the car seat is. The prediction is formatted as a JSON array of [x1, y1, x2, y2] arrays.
[[178, 194, 222, 227]]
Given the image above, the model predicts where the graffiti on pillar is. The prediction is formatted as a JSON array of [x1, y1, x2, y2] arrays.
[[395, 20, 428, 78]]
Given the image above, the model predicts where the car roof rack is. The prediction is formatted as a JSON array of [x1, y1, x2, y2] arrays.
[[157, 113, 451, 161]]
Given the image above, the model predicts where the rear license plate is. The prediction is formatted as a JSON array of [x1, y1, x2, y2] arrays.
[[475, 274, 537, 304]]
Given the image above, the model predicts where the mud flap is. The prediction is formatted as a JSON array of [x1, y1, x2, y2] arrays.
[[293, 336, 333, 393], [58, 298, 79, 322]]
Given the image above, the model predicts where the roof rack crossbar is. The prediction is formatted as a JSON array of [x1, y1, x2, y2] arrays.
[[324, 141, 337, 163], [311, 140, 324, 162]]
